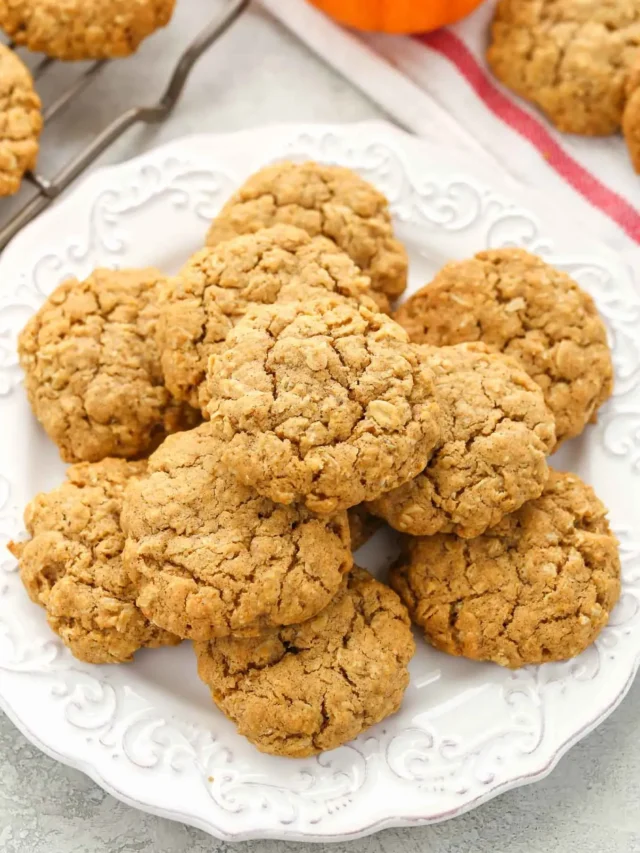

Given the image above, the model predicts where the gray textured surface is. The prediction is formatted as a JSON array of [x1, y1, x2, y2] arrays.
[[2, 2, 640, 851]]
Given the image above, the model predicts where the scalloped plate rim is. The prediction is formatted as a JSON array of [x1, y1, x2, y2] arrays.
[[1, 662, 638, 842]]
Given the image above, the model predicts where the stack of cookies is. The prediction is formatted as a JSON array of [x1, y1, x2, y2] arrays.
[[9, 161, 621, 758]]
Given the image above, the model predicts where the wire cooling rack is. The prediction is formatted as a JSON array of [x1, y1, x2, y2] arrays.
[[0, 0, 249, 251]]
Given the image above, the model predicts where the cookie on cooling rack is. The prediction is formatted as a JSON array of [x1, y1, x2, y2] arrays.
[[121, 423, 353, 640], [194, 567, 415, 757], [0, 0, 175, 60], [205, 161, 408, 308], [368, 343, 556, 538], [8, 459, 180, 664], [205, 296, 442, 514], [394, 248, 613, 447], [158, 224, 377, 411], [391, 470, 621, 669], [18, 267, 199, 463], [0, 44, 42, 196]]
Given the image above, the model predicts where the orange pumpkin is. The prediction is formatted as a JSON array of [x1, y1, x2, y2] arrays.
[[307, 0, 484, 33]]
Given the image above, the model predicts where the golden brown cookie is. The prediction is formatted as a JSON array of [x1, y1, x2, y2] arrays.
[[368, 344, 556, 538], [488, 0, 640, 137], [158, 224, 378, 411], [18, 268, 199, 463], [0, 0, 175, 60], [121, 423, 352, 640], [205, 161, 407, 304], [0, 44, 42, 196], [391, 470, 620, 669], [8, 459, 179, 664], [205, 296, 442, 514], [348, 505, 382, 551], [194, 567, 415, 757], [623, 59, 640, 171], [394, 249, 613, 447]]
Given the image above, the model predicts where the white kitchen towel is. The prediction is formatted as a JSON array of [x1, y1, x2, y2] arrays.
[[260, 0, 640, 266]]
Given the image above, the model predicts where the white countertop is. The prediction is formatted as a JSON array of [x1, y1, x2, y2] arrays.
[[2, 2, 640, 851]]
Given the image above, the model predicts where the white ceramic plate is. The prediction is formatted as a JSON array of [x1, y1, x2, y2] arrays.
[[1, 122, 639, 842]]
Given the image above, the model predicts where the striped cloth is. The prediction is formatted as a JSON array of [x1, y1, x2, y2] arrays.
[[261, 0, 640, 263]]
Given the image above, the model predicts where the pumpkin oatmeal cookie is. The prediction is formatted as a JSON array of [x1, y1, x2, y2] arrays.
[[487, 0, 640, 167], [0, 44, 42, 196], [18, 267, 199, 463], [8, 459, 179, 664], [394, 249, 613, 446], [205, 161, 407, 305], [194, 567, 415, 757], [205, 296, 441, 514], [158, 224, 377, 411], [0, 0, 175, 60], [121, 423, 352, 640], [368, 343, 556, 538], [488, 0, 640, 136], [391, 470, 621, 668], [623, 58, 640, 171]]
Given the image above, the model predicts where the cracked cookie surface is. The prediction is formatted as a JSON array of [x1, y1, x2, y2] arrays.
[[205, 161, 408, 304], [8, 459, 179, 664], [205, 296, 442, 514], [488, 0, 640, 138], [390, 470, 620, 668], [368, 344, 556, 538], [194, 566, 415, 757], [18, 267, 199, 463], [0, 44, 42, 196], [0, 0, 175, 60], [158, 224, 377, 411], [121, 423, 352, 640], [394, 249, 613, 446]]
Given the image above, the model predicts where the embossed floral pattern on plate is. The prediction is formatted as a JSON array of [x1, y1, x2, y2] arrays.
[[0, 122, 638, 842]]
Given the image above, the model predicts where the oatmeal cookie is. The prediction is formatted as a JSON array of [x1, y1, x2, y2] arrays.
[[8, 459, 179, 664], [394, 249, 613, 446], [0, 44, 42, 196], [623, 59, 640, 171], [488, 0, 640, 137], [121, 423, 352, 640], [194, 567, 415, 757], [348, 505, 382, 551], [369, 344, 556, 538], [0, 0, 175, 60], [391, 470, 621, 668], [205, 296, 441, 514], [158, 224, 378, 411], [205, 161, 407, 304], [18, 267, 199, 463]]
